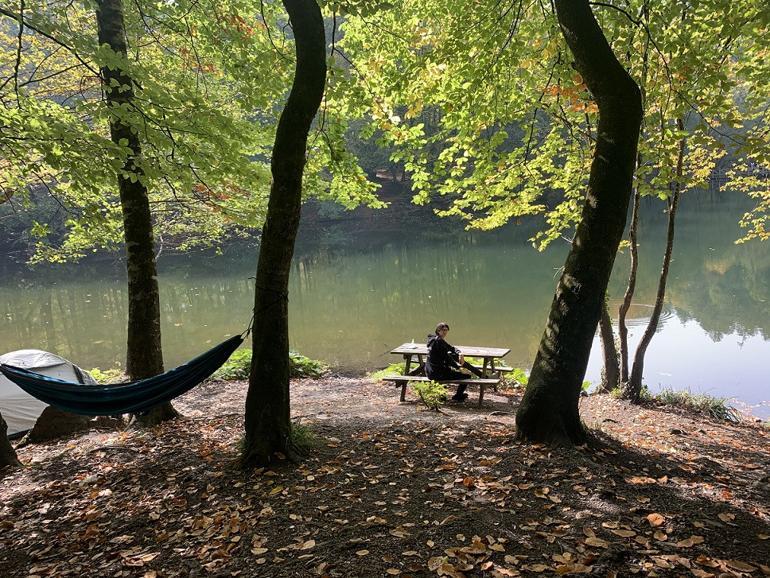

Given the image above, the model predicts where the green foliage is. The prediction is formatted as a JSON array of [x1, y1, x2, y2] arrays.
[[654, 388, 739, 422], [370, 363, 405, 380], [338, 0, 770, 245], [510, 368, 529, 387], [411, 380, 447, 411], [212, 348, 328, 381], [212, 349, 252, 381], [88, 367, 126, 384], [581, 380, 591, 392], [289, 352, 330, 379]]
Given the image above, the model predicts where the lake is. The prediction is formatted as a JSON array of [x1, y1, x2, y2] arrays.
[[1, 193, 768, 418]]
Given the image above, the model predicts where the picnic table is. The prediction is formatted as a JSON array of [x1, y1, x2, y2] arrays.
[[384, 342, 512, 406]]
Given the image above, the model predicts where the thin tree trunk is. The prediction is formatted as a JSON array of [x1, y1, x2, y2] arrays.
[[242, 0, 326, 468], [515, 0, 643, 444], [618, 186, 639, 384], [1, 412, 21, 468], [618, 10, 650, 387], [626, 119, 686, 401], [95, 0, 176, 424], [598, 294, 619, 393]]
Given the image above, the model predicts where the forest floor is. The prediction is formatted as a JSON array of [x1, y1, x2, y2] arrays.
[[1, 376, 769, 578]]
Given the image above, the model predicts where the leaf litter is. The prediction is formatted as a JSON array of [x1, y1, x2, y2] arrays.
[[1, 376, 769, 577]]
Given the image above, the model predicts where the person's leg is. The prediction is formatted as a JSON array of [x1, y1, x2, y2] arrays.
[[461, 361, 485, 378], [442, 369, 470, 400]]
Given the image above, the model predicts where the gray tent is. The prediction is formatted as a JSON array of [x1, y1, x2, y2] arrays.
[[0, 349, 97, 436]]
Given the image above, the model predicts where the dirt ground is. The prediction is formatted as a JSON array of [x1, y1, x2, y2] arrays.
[[1, 377, 769, 577]]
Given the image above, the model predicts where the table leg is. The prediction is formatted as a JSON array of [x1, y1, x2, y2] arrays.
[[401, 354, 412, 402], [490, 359, 498, 391], [478, 383, 485, 407]]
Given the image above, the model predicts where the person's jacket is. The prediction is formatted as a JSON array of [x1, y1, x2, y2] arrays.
[[426, 334, 461, 372]]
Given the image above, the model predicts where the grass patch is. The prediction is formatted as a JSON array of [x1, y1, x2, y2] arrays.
[[291, 423, 318, 453], [212, 348, 329, 381], [654, 388, 739, 422], [610, 385, 738, 421]]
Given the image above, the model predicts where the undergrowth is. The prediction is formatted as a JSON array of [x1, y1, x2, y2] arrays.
[[611, 385, 738, 421], [212, 348, 329, 381], [411, 381, 447, 411]]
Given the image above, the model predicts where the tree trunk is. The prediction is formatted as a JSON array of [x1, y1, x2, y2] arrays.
[[598, 294, 619, 393], [95, 0, 176, 425], [618, 8, 650, 388], [515, 0, 642, 444], [1, 412, 21, 468], [625, 119, 685, 401], [242, 0, 326, 468], [618, 186, 640, 384]]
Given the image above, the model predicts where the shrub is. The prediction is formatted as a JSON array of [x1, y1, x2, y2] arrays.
[[212, 348, 329, 381], [370, 363, 406, 380], [411, 380, 447, 411], [289, 352, 329, 378], [510, 368, 529, 387], [88, 367, 126, 384]]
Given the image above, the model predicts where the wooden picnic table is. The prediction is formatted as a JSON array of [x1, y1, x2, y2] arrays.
[[390, 342, 511, 377], [388, 342, 512, 405]]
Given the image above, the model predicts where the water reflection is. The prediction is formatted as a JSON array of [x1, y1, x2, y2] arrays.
[[0, 194, 767, 417]]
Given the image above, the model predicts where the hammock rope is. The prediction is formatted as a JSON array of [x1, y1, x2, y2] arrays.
[[0, 335, 244, 416]]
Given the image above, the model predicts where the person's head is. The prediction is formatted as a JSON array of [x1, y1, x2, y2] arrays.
[[435, 322, 449, 338]]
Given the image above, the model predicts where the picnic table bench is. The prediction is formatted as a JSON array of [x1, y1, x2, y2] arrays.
[[383, 342, 512, 407]]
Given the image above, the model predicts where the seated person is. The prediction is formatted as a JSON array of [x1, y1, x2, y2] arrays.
[[425, 322, 484, 402]]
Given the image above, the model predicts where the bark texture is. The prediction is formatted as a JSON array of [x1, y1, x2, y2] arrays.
[[96, 0, 176, 424], [515, 0, 643, 444], [598, 296, 619, 393], [625, 120, 686, 401], [242, 0, 326, 467], [1, 412, 21, 468]]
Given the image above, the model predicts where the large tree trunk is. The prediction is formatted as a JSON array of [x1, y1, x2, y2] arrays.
[[1, 412, 21, 468], [515, 0, 643, 444], [598, 295, 619, 393], [625, 119, 685, 401], [242, 0, 326, 468], [95, 0, 176, 425]]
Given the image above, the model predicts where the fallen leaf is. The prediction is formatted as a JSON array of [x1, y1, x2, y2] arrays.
[[725, 560, 757, 572], [356, 550, 369, 556], [647, 513, 665, 527], [717, 513, 735, 523], [301, 540, 316, 550]]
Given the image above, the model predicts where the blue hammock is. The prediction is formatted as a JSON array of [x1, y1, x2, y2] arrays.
[[0, 335, 244, 416]]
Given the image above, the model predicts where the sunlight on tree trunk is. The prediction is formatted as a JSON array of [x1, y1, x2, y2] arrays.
[[95, 0, 176, 425], [242, 0, 326, 468], [515, 0, 643, 444], [598, 295, 619, 393]]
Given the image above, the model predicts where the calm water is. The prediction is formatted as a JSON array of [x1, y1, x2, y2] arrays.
[[1, 194, 768, 418]]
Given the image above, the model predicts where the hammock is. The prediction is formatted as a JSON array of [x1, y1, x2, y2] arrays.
[[0, 335, 243, 416]]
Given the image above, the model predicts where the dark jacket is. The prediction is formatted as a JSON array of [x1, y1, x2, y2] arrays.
[[425, 334, 461, 379]]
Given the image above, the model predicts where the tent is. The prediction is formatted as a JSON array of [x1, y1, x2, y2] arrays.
[[0, 349, 97, 436]]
